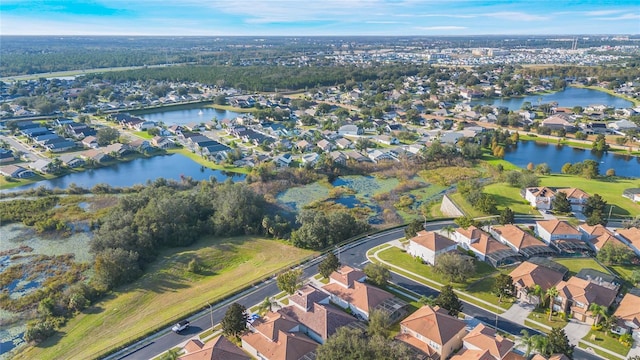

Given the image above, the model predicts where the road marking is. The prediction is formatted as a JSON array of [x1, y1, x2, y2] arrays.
[[360, 260, 369, 265]]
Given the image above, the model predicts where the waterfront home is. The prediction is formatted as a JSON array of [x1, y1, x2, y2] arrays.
[[509, 261, 564, 305], [367, 149, 394, 163], [615, 227, 640, 256], [128, 138, 151, 151], [178, 336, 250, 360], [28, 159, 53, 173], [81, 149, 112, 163], [535, 220, 582, 244], [524, 187, 556, 210], [344, 150, 370, 163], [82, 136, 99, 148], [151, 136, 174, 149], [396, 305, 466, 360], [541, 114, 576, 131], [622, 188, 640, 202], [0, 149, 15, 163], [406, 230, 457, 265], [608, 119, 638, 132], [0, 164, 35, 178], [611, 292, 640, 341], [554, 276, 618, 324], [329, 151, 347, 166], [59, 154, 85, 168]]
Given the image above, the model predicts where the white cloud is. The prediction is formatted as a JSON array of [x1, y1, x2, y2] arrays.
[[484, 12, 549, 21], [585, 9, 624, 16], [594, 13, 640, 21], [365, 21, 408, 24], [414, 26, 467, 30], [395, 13, 477, 18]]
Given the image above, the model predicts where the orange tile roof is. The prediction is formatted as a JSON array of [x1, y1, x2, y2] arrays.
[[509, 261, 564, 292], [242, 330, 317, 360], [456, 225, 486, 241], [450, 349, 495, 360], [279, 303, 358, 341], [184, 339, 205, 353], [470, 233, 510, 256], [617, 227, 640, 249], [463, 324, 514, 359], [591, 233, 627, 251], [527, 187, 556, 198], [503, 351, 527, 360], [556, 188, 590, 200], [613, 293, 640, 329], [492, 225, 547, 250], [556, 276, 617, 309], [289, 285, 329, 311], [179, 336, 250, 360], [322, 281, 394, 315], [330, 265, 366, 288], [549, 355, 571, 360], [411, 230, 457, 252], [250, 311, 301, 341], [399, 305, 466, 346], [395, 333, 438, 357], [580, 224, 613, 237], [536, 220, 581, 236]]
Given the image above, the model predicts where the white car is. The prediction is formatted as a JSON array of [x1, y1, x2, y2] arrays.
[[171, 320, 190, 333]]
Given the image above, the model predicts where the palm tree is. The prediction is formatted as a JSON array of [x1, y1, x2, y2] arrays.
[[603, 315, 619, 336], [442, 225, 455, 239], [519, 329, 534, 358], [530, 284, 543, 305], [588, 303, 607, 326], [531, 334, 550, 357], [546, 287, 559, 321], [257, 296, 275, 315]]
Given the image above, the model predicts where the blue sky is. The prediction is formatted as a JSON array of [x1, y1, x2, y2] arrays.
[[1, 0, 638, 36]]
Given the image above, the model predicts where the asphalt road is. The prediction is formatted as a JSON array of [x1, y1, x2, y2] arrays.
[[0, 134, 46, 162], [114, 221, 600, 360]]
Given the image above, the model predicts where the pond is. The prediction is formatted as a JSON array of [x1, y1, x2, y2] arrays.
[[3, 154, 245, 192], [134, 105, 243, 126], [470, 87, 633, 111], [505, 141, 640, 177]]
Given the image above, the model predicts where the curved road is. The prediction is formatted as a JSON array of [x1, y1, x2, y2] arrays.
[[114, 220, 600, 360]]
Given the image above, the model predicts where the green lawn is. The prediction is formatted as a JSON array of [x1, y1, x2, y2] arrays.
[[167, 148, 250, 174], [483, 183, 538, 215], [539, 174, 640, 218], [448, 192, 487, 218], [466, 275, 516, 309], [526, 306, 568, 330], [481, 153, 523, 171], [553, 258, 609, 277], [132, 131, 154, 139], [14, 237, 317, 360], [581, 329, 631, 357], [608, 265, 639, 288]]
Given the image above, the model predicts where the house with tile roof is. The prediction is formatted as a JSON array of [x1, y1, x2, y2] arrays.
[[461, 323, 519, 360], [554, 276, 618, 324], [0, 164, 35, 178], [612, 292, 640, 341], [178, 336, 250, 360], [407, 230, 458, 265], [615, 227, 640, 256], [396, 305, 467, 360], [454, 226, 521, 267], [509, 261, 564, 305], [535, 220, 590, 255], [241, 311, 318, 360], [524, 187, 556, 210], [489, 225, 555, 258], [556, 188, 590, 212]]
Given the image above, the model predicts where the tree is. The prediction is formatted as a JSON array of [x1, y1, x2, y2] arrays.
[[435, 285, 463, 317], [552, 192, 572, 213], [546, 287, 559, 321], [535, 163, 551, 175], [257, 296, 276, 315], [367, 309, 392, 338], [498, 207, 515, 225], [592, 134, 610, 152], [527, 162, 535, 171], [454, 216, 478, 230], [364, 263, 391, 287], [596, 243, 633, 265], [319, 252, 341, 279], [96, 127, 120, 146], [548, 327, 574, 357], [221, 302, 248, 337], [93, 248, 142, 291], [433, 252, 475, 283], [531, 334, 551, 356], [276, 268, 304, 295], [404, 219, 424, 238], [584, 193, 607, 217], [493, 274, 514, 303], [519, 330, 534, 358], [316, 327, 414, 360], [588, 303, 607, 326]]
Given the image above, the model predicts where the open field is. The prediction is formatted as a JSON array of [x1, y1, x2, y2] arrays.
[[167, 148, 250, 174], [483, 183, 537, 215], [13, 236, 316, 360], [539, 174, 640, 218], [481, 153, 523, 171], [207, 104, 255, 113], [553, 258, 609, 276], [448, 192, 487, 218]]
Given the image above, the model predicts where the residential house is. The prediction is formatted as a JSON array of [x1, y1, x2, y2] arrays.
[[367, 149, 394, 163], [396, 305, 466, 360], [0, 149, 15, 163], [615, 227, 640, 256], [406, 230, 457, 265], [524, 187, 556, 210], [129, 138, 151, 152], [178, 336, 250, 360], [82, 136, 99, 148], [373, 135, 399, 146], [104, 143, 131, 157], [59, 154, 84, 168], [0, 164, 35, 178], [608, 119, 638, 132], [556, 188, 590, 212], [335, 138, 352, 149], [28, 159, 53, 173], [81, 149, 112, 163], [344, 150, 370, 163], [152, 136, 174, 149], [241, 311, 318, 360], [535, 220, 583, 244], [554, 276, 618, 324], [541, 114, 576, 131], [275, 154, 293, 167], [295, 140, 312, 152], [338, 124, 362, 136], [611, 292, 640, 341], [622, 188, 640, 203], [321, 266, 405, 321], [578, 224, 627, 253], [454, 226, 521, 266], [301, 153, 319, 167], [489, 225, 555, 258], [460, 323, 518, 360], [329, 151, 347, 166], [509, 261, 564, 305], [316, 139, 333, 152]]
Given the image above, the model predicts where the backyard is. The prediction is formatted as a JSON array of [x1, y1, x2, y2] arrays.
[[12, 236, 317, 360]]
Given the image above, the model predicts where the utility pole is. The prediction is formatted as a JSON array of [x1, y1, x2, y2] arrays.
[[206, 302, 214, 330]]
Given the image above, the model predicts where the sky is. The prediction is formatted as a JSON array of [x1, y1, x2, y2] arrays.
[[1, 0, 639, 36]]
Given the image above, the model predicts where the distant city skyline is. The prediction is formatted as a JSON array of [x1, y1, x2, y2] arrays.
[[1, 0, 639, 36]]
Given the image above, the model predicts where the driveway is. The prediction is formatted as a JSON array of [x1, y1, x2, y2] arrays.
[[564, 319, 591, 345], [501, 301, 535, 326]]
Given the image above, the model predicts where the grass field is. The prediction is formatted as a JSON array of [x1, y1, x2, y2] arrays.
[[167, 148, 250, 174], [132, 131, 154, 139], [526, 306, 568, 329], [483, 183, 537, 215], [539, 174, 640, 218], [581, 329, 631, 356], [14, 236, 316, 360], [553, 258, 609, 277], [481, 153, 523, 171], [448, 192, 487, 218]]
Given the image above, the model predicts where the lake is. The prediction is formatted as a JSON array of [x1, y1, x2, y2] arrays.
[[505, 141, 640, 178], [134, 105, 243, 126], [3, 154, 245, 192], [470, 87, 633, 110]]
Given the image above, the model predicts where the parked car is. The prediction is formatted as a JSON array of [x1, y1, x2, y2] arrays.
[[171, 320, 190, 333]]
